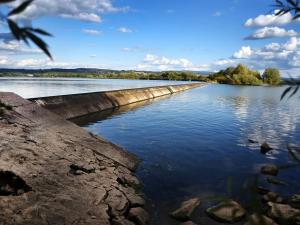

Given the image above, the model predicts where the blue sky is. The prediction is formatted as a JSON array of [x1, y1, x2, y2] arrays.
[[1, 0, 300, 76]]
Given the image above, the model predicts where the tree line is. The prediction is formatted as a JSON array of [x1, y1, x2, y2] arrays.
[[0, 64, 282, 85], [208, 64, 281, 86]]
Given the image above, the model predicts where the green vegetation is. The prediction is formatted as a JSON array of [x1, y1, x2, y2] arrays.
[[209, 64, 282, 86], [0, 65, 283, 86], [263, 68, 281, 85], [0, 70, 209, 82], [0, 101, 13, 116]]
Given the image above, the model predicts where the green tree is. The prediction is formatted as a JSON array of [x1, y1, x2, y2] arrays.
[[263, 68, 281, 85]]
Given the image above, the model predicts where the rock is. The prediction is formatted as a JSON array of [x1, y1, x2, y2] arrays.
[[291, 195, 300, 209], [261, 165, 279, 176], [112, 217, 135, 225], [180, 221, 197, 225], [244, 214, 278, 225], [267, 177, 287, 186], [262, 192, 283, 203], [261, 142, 273, 154], [128, 207, 149, 225], [256, 186, 270, 195], [170, 198, 201, 221], [248, 139, 259, 144], [206, 200, 246, 223], [268, 202, 300, 222]]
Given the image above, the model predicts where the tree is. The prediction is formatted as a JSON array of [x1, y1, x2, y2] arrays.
[[209, 64, 263, 85], [263, 68, 281, 85]]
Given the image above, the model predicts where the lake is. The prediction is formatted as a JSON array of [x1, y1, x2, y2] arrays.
[[0, 77, 189, 98], [1, 78, 300, 224], [74, 84, 300, 225]]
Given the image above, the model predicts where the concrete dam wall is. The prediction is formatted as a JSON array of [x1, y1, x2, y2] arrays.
[[29, 83, 204, 120]]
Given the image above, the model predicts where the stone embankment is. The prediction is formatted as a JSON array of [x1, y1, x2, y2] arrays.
[[0, 83, 204, 225], [30, 83, 203, 119]]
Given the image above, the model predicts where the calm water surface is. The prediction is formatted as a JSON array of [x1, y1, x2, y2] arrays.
[[75, 84, 300, 225], [2, 78, 300, 224], [0, 77, 188, 98]]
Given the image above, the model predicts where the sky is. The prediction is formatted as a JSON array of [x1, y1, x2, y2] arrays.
[[1, 0, 300, 76]]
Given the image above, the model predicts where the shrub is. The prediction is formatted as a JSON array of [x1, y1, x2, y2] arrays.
[[263, 68, 281, 85]]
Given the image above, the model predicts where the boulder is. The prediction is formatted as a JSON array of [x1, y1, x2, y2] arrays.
[[268, 202, 300, 222], [180, 221, 197, 225], [128, 207, 149, 225], [267, 177, 287, 186], [262, 192, 283, 203], [206, 200, 246, 223], [261, 165, 279, 176], [170, 198, 201, 221], [248, 139, 259, 144], [261, 142, 273, 154], [256, 186, 270, 195], [291, 195, 300, 209], [244, 214, 278, 225]]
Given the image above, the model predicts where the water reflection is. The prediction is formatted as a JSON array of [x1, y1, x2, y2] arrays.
[[76, 84, 300, 225]]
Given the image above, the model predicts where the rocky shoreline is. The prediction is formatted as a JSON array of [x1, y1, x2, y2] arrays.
[[0, 92, 146, 225]]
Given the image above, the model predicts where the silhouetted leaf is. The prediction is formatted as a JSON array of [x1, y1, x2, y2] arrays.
[[8, 0, 33, 16], [281, 86, 293, 100], [288, 85, 299, 99], [28, 28, 52, 36], [0, 0, 15, 4], [24, 30, 52, 59], [7, 19, 21, 40]]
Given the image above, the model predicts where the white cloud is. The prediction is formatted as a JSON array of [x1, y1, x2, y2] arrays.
[[122, 47, 133, 52], [283, 37, 299, 51], [233, 46, 253, 59], [233, 38, 300, 60], [15, 58, 70, 68], [117, 27, 133, 33], [0, 40, 41, 54], [222, 37, 300, 76], [9, 0, 129, 23], [166, 9, 175, 14], [244, 10, 298, 27], [264, 43, 281, 51], [89, 55, 97, 58], [213, 59, 235, 66], [213, 11, 222, 17], [138, 54, 210, 71], [246, 27, 297, 40], [0, 56, 9, 65], [82, 29, 102, 35]]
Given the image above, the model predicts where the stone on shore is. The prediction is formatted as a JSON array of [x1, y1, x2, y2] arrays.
[[206, 200, 246, 223], [291, 195, 300, 211], [268, 202, 300, 222], [261, 165, 279, 176], [256, 186, 270, 195], [180, 221, 197, 225], [248, 139, 259, 144], [244, 214, 278, 225], [170, 198, 201, 221], [128, 207, 149, 225], [261, 142, 273, 154], [267, 177, 287, 186], [0, 92, 144, 225], [262, 192, 283, 203]]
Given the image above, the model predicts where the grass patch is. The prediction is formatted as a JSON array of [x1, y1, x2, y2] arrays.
[[0, 101, 13, 116]]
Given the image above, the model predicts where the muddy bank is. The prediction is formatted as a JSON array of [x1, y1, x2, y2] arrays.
[[29, 83, 204, 120], [0, 92, 145, 225]]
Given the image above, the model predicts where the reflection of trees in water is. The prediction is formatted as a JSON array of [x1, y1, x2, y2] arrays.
[[219, 94, 300, 151]]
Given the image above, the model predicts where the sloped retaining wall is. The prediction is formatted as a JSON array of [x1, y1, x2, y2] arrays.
[[29, 83, 204, 120]]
